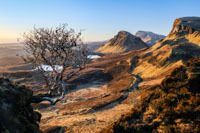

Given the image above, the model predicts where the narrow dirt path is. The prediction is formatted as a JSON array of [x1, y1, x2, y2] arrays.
[[92, 75, 142, 112]]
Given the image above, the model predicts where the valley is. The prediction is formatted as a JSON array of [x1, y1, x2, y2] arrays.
[[1, 16, 200, 133]]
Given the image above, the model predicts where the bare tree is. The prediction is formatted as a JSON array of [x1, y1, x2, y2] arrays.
[[22, 24, 89, 104]]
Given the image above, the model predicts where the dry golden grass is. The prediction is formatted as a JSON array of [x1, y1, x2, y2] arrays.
[[185, 31, 200, 46], [133, 60, 182, 78], [41, 103, 134, 133]]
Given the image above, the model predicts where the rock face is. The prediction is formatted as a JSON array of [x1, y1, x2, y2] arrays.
[[0, 78, 41, 133], [135, 31, 166, 46], [96, 31, 148, 54], [169, 17, 200, 36], [133, 17, 200, 78]]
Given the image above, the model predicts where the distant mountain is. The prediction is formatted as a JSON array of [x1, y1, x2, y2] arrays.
[[85, 40, 108, 51], [133, 17, 200, 78], [135, 31, 166, 46], [96, 31, 148, 54]]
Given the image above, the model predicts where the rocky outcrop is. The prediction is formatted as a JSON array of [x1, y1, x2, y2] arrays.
[[0, 78, 41, 133], [169, 17, 200, 36], [96, 31, 148, 54], [135, 31, 166, 46]]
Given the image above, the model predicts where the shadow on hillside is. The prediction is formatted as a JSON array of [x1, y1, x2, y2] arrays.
[[67, 69, 113, 91], [148, 37, 200, 67]]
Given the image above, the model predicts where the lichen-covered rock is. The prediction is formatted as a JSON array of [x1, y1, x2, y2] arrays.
[[0, 77, 42, 133]]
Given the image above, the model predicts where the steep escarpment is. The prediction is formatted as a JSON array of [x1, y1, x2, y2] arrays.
[[133, 17, 200, 79], [0, 78, 41, 133], [103, 57, 200, 133], [136, 31, 166, 46], [168, 17, 200, 45], [169, 17, 200, 36], [96, 31, 148, 54]]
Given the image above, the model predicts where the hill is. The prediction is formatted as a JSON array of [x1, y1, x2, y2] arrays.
[[103, 57, 200, 133], [133, 17, 200, 79], [135, 30, 166, 46], [96, 31, 148, 54]]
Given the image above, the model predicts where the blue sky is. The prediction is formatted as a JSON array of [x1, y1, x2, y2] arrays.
[[0, 0, 200, 43]]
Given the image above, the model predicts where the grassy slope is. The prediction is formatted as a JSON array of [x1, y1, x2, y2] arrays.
[[133, 31, 200, 79]]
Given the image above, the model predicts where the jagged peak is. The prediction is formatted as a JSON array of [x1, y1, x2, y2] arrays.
[[118, 30, 131, 35]]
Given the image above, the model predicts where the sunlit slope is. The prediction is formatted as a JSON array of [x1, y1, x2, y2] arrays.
[[133, 17, 200, 78]]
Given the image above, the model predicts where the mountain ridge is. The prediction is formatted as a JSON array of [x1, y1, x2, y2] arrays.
[[133, 17, 200, 79]]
